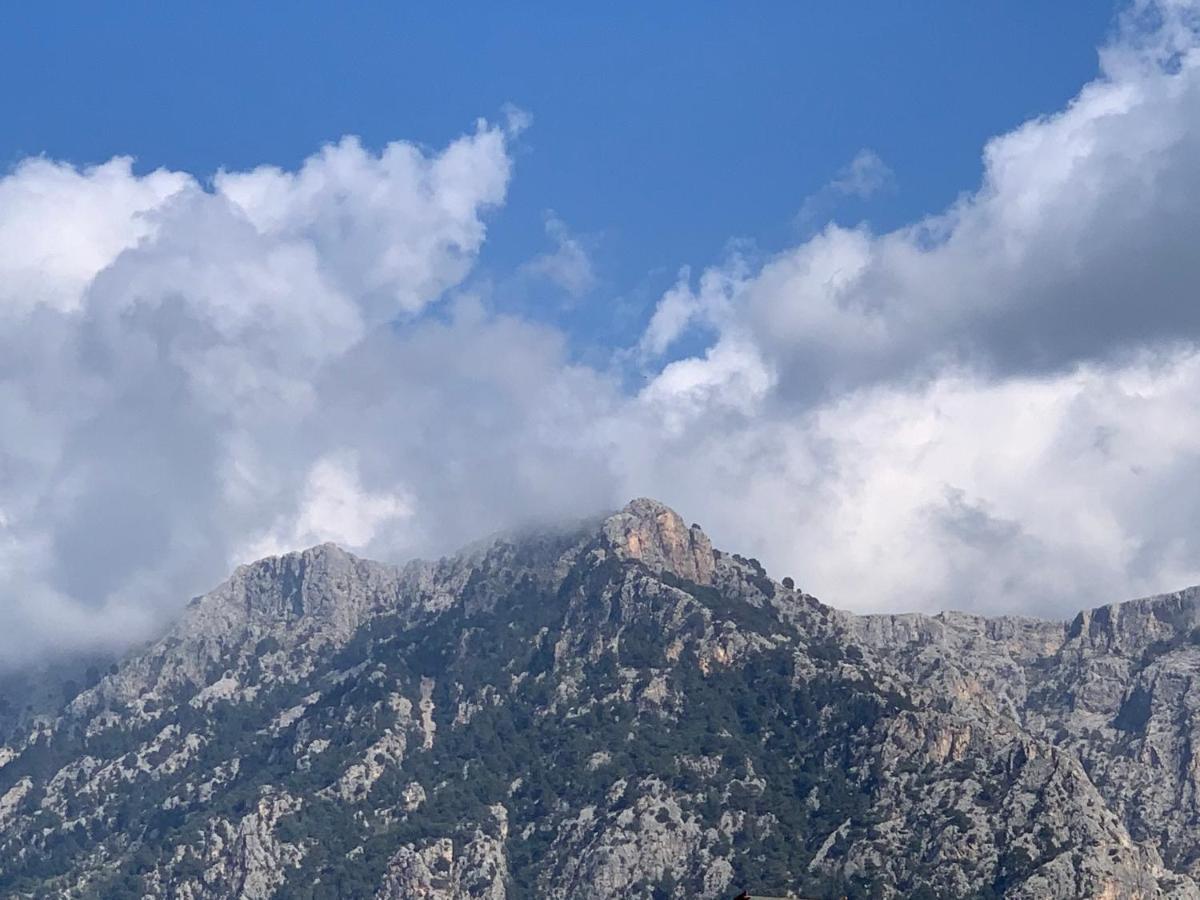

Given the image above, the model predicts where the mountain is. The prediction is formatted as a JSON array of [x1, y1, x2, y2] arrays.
[[2, 499, 1200, 898]]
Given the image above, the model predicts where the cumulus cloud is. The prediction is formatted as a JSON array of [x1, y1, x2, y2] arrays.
[[626, 0, 1200, 614], [0, 119, 523, 663], [637, 263, 744, 359], [0, 157, 189, 315], [614, 352, 1200, 616], [2, 1, 1200, 664], [761, 20, 1200, 396], [245, 453, 415, 561]]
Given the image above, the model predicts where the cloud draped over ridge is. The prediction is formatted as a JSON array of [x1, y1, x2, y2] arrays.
[[0, 121, 525, 660], [2, 1, 1200, 662]]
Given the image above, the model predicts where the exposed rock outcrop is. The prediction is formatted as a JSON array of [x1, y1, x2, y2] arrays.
[[602, 497, 716, 585], [376, 806, 508, 899], [3, 500, 1200, 898]]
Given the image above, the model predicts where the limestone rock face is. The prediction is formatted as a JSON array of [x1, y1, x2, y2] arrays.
[[376, 807, 508, 900], [5, 499, 1200, 898], [141, 791, 305, 900], [601, 497, 715, 585], [853, 586, 1200, 896]]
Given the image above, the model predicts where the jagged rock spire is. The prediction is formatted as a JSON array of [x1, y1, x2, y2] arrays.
[[601, 498, 715, 585]]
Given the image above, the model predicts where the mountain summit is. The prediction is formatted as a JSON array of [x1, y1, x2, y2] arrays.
[[602, 498, 717, 585], [2, 501, 1200, 898]]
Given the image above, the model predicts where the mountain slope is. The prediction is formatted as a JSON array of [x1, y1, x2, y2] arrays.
[[0, 499, 1197, 898], [854, 587, 1200, 885]]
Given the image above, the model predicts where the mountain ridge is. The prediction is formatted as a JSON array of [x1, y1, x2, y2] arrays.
[[3, 498, 1200, 898]]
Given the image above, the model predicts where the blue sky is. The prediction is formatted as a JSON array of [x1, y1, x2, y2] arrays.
[[3, 0, 1200, 661], [0, 2, 1115, 349]]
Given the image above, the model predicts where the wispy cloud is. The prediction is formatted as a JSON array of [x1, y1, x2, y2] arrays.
[[797, 147, 895, 228], [519, 212, 596, 299], [829, 149, 894, 199]]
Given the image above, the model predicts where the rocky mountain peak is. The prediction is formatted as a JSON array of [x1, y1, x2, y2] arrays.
[[11, 503, 1200, 898], [600, 497, 715, 585], [206, 541, 393, 626]]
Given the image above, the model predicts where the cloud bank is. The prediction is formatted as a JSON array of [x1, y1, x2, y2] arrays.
[[2, 1, 1200, 662]]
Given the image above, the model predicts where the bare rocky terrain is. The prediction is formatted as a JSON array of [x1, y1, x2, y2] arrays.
[[2, 499, 1199, 898]]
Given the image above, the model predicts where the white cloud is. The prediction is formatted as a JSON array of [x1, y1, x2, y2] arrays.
[[626, 0, 1200, 614], [244, 453, 414, 561], [829, 149, 894, 199], [519, 212, 596, 298], [796, 148, 894, 228], [0, 157, 189, 315], [615, 353, 1200, 617], [0, 119, 522, 663], [216, 125, 511, 323], [637, 261, 747, 360]]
